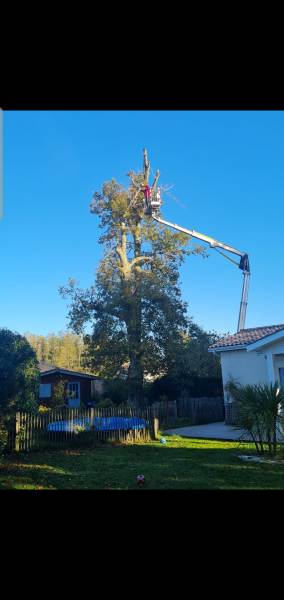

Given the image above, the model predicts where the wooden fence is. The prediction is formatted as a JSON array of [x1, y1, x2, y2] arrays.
[[224, 402, 238, 425], [151, 397, 224, 425], [2, 406, 157, 453], [177, 396, 224, 424], [1, 397, 224, 453], [151, 400, 177, 421]]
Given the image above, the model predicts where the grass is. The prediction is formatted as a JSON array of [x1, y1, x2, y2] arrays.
[[1, 434, 284, 489]]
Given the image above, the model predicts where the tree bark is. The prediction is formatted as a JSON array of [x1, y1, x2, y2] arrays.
[[116, 221, 144, 407], [143, 148, 150, 183], [126, 223, 144, 407], [127, 304, 144, 407]]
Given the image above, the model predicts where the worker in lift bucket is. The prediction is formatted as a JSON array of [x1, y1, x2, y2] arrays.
[[150, 187, 162, 209], [140, 182, 152, 201], [140, 182, 152, 213]]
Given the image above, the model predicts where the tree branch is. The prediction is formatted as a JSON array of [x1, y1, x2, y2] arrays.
[[130, 256, 154, 268], [151, 169, 160, 196], [143, 148, 150, 183], [115, 223, 132, 279], [128, 172, 140, 190]]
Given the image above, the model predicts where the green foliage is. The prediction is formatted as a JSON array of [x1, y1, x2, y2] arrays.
[[146, 323, 223, 402], [101, 379, 129, 406], [38, 405, 51, 413], [163, 323, 221, 383], [149, 374, 223, 403], [60, 154, 207, 405], [182, 324, 222, 378], [51, 379, 67, 409], [95, 398, 115, 408], [25, 331, 89, 372], [226, 380, 284, 456], [82, 320, 129, 379], [0, 418, 8, 453], [0, 328, 39, 414]]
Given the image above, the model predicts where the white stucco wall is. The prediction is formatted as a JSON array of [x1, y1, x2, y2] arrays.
[[261, 340, 284, 355], [219, 340, 284, 402], [272, 355, 284, 384], [257, 340, 284, 383], [220, 349, 269, 402]]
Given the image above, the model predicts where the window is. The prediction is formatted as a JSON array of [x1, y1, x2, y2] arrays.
[[39, 383, 52, 398], [67, 383, 80, 400]]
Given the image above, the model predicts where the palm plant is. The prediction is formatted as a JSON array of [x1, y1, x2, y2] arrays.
[[226, 381, 284, 456]]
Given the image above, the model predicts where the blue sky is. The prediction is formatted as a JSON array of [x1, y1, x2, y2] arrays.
[[1, 110, 284, 337]]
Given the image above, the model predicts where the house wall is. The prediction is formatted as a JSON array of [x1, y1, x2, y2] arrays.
[[256, 340, 284, 384], [262, 340, 284, 354], [220, 349, 269, 402], [272, 355, 284, 384], [40, 373, 93, 406]]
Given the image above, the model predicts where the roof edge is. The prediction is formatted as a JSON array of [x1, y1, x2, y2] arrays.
[[40, 368, 100, 380], [246, 329, 284, 352], [208, 344, 247, 353]]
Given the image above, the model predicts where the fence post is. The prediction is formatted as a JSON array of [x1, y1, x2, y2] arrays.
[[152, 417, 159, 440], [15, 412, 20, 453], [90, 407, 95, 431], [174, 400, 177, 419]]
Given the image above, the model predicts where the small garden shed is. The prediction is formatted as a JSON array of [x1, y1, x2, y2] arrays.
[[39, 362, 104, 408], [208, 324, 284, 421]]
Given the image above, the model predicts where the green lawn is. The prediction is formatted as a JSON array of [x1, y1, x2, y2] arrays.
[[1, 435, 284, 490]]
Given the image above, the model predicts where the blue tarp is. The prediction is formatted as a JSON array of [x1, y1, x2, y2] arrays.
[[47, 416, 147, 432]]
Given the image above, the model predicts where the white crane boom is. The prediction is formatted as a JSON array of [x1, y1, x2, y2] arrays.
[[152, 214, 243, 257], [148, 208, 250, 332], [139, 149, 250, 332]]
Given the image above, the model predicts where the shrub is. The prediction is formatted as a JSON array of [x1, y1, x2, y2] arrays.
[[0, 420, 8, 453], [226, 381, 284, 456], [95, 398, 115, 408], [38, 405, 51, 413], [102, 379, 129, 405], [148, 375, 223, 403], [0, 414, 16, 454], [0, 328, 39, 414], [73, 425, 86, 434], [50, 379, 67, 409]]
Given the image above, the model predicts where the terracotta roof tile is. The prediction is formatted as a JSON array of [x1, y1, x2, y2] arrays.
[[209, 324, 284, 349]]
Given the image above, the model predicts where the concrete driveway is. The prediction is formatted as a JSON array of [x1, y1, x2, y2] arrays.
[[164, 421, 284, 442]]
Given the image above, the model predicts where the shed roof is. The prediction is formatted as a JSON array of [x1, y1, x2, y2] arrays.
[[39, 362, 99, 380], [209, 324, 284, 351]]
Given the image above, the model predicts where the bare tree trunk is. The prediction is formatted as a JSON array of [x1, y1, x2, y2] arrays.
[[127, 223, 144, 407], [127, 301, 143, 407], [116, 220, 146, 408]]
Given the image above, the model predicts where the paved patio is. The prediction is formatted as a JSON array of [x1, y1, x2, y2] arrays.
[[164, 421, 284, 442]]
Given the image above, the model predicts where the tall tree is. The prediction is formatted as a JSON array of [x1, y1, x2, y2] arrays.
[[60, 150, 205, 406]]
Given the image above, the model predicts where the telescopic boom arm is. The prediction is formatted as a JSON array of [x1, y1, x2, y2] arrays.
[[151, 214, 250, 332], [139, 149, 250, 331]]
